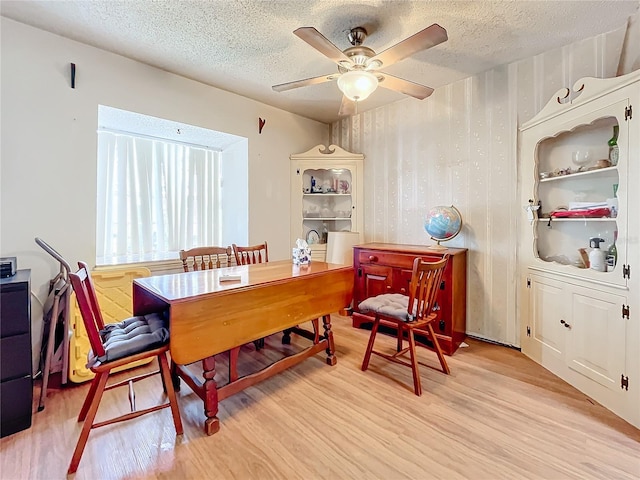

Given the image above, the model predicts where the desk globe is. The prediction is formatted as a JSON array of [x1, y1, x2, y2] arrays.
[[424, 205, 462, 249]]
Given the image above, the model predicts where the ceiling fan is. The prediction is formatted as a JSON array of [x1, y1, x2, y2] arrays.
[[272, 24, 448, 116]]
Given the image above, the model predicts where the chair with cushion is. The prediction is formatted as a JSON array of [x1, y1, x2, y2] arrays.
[[67, 261, 183, 474], [232, 241, 268, 265], [180, 245, 233, 272], [360, 255, 450, 396]]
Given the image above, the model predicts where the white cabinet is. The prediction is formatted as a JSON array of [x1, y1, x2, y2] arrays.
[[525, 272, 630, 422], [519, 71, 639, 428], [290, 145, 364, 261]]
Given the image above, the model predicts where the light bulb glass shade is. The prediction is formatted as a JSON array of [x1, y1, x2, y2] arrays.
[[337, 70, 378, 101]]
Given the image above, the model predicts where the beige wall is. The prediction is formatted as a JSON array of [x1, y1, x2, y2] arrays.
[[0, 18, 328, 370], [332, 17, 639, 348]]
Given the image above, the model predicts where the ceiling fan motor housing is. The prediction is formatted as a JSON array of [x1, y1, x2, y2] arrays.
[[347, 27, 367, 46], [339, 46, 376, 72]]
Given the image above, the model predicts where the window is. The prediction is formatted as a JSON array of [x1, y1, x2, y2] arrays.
[[96, 131, 222, 265], [96, 106, 249, 267]]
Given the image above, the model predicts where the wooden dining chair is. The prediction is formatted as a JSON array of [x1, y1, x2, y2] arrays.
[[231, 242, 270, 349], [67, 262, 183, 474], [359, 255, 450, 396], [178, 245, 241, 381], [232, 241, 268, 265], [180, 245, 233, 272]]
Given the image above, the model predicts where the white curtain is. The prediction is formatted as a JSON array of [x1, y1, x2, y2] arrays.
[[97, 131, 220, 262]]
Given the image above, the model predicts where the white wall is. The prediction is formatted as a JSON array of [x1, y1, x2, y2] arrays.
[[332, 19, 639, 348], [0, 18, 328, 371], [221, 138, 250, 248]]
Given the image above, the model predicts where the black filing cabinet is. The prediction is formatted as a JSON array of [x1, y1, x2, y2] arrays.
[[1, 269, 33, 437]]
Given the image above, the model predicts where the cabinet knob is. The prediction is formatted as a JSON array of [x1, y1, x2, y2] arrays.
[[560, 319, 571, 329], [368, 255, 378, 262], [386, 285, 392, 290], [400, 287, 406, 293]]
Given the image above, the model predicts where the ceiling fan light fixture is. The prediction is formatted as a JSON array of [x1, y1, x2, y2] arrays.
[[337, 70, 378, 102]]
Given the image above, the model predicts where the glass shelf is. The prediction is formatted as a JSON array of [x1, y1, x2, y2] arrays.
[[538, 166, 618, 183], [538, 217, 616, 222], [303, 193, 351, 196]]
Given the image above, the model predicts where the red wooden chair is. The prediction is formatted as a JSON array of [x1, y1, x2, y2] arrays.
[[67, 261, 183, 474], [179, 245, 233, 272], [360, 256, 450, 396], [231, 242, 271, 351], [232, 241, 268, 265], [179, 245, 240, 382]]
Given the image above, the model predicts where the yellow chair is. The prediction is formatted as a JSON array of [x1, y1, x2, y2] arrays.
[[68, 267, 152, 383]]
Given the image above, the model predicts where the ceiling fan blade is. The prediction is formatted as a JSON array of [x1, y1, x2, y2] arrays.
[[294, 27, 353, 65], [369, 24, 447, 68], [272, 74, 339, 92], [378, 73, 435, 100], [338, 95, 356, 117]]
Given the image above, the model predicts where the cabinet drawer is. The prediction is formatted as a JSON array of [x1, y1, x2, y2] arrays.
[[0, 334, 31, 381], [0, 375, 33, 437], [0, 285, 30, 337], [357, 250, 444, 269]]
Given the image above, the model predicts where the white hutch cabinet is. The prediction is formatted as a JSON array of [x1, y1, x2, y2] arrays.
[[290, 145, 364, 261], [519, 71, 639, 428]]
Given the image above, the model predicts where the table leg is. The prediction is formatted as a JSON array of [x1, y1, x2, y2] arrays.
[[202, 355, 220, 435], [322, 314, 337, 366], [282, 328, 293, 344], [312, 318, 320, 344], [229, 347, 240, 382], [171, 360, 181, 391]]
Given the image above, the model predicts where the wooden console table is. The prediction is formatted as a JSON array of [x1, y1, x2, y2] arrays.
[[133, 260, 352, 435], [352, 243, 467, 355]]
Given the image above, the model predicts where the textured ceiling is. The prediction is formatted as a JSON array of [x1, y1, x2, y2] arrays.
[[2, 0, 639, 124]]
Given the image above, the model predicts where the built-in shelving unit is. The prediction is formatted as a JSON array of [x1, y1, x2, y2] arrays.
[[290, 145, 364, 261], [519, 71, 639, 429]]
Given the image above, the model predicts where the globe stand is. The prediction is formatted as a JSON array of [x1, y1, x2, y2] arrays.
[[429, 239, 448, 250]]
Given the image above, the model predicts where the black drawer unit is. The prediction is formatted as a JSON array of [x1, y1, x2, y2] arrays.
[[0, 269, 32, 437]]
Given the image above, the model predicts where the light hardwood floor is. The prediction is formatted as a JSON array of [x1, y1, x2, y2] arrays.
[[2, 315, 639, 479]]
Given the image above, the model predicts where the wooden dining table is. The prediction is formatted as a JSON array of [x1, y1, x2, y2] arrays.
[[132, 260, 353, 435]]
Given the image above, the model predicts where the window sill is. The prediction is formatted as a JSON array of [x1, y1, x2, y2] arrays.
[[95, 252, 183, 275]]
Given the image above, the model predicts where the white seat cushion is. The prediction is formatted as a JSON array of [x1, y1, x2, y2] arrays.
[[358, 293, 415, 322], [96, 312, 169, 363]]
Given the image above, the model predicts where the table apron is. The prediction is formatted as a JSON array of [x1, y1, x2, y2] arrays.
[[168, 269, 351, 364]]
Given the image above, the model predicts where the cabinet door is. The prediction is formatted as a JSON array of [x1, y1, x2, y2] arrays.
[[525, 275, 567, 370], [356, 263, 393, 300], [394, 267, 413, 295], [565, 286, 626, 391]]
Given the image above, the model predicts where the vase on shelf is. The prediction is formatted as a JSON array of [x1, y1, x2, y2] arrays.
[[608, 125, 619, 166]]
